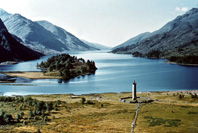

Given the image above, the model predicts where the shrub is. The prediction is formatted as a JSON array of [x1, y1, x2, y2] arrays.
[[15, 114, 21, 122], [23, 120, 27, 125], [28, 109, 33, 119], [190, 93, 198, 99], [81, 97, 86, 104], [179, 94, 184, 99], [37, 129, 41, 133], [86, 100, 94, 104], [3, 114, 13, 123], [34, 116, 38, 120]]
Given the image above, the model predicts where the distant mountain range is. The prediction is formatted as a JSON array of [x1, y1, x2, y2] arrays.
[[0, 19, 43, 63], [112, 32, 151, 50], [112, 8, 198, 58], [81, 39, 111, 50], [0, 8, 109, 54]]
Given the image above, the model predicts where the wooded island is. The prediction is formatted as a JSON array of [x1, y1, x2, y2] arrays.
[[37, 54, 97, 80]]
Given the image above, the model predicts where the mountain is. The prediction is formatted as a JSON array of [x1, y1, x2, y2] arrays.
[[36, 21, 97, 51], [112, 8, 198, 58], [0, 9, 97, 54], [112, 32, 150, 50], [0, 8, 11, 20], [0, 19, 43, 63], [81, 39, 111, 50]]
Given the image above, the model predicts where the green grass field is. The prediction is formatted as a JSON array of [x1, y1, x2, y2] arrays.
[[0, 91, 197, 132]]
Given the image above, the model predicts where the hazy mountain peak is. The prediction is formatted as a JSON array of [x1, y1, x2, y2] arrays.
[[0, 8, 8, 14], [0, 8, 11, 21], [0, 9, 100, 54], [36, 20, 97, 51], [81, 39, 111, 50], [112, 32, 151, 49]]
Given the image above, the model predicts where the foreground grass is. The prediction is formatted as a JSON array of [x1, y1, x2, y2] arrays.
[[134, 91, 198, 133], [0, 93, 136, 133], [0, 91, 197, 132], [135, 103, 198, 133]]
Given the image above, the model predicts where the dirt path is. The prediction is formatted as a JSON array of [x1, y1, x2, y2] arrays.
[[131, 103, 141, 133]]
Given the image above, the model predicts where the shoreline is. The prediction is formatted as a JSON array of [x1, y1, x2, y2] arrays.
[[165, 61, 198, 67], [1, 71, 62, 79], [2, 90, 198, 97]]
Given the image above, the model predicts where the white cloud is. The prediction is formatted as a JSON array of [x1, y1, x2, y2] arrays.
[[181, 7, 188, 12], [175, 7, 181, 11], [175, 7, 188, 12]]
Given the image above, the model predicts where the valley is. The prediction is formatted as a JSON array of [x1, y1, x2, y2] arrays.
[[0, 3, 198, 133]]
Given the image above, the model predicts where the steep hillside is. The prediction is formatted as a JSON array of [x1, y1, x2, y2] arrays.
[[112, 32, 150, 50], [0, 9, 97, 54], [36, 21, 97, 51], [0, 19, 43, 63], [112, 8, 198, 58]]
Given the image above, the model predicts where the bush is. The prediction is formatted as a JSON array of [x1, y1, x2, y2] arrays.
[[3, 114, 13, 123], [28, 109, 33, 119], [20, 112, 24, 119], [34, 116, 38, 120], [86, 100, 94, 104], [23, 120, 27, 125], [179, 94, 184, 99], [81, 97, 86, 104], [15, 114, 21, 122], [190, 93, 198, 99], [37, 129, 41, 133]]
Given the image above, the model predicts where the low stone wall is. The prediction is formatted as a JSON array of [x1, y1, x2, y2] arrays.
[[120, 96, 153, 104]]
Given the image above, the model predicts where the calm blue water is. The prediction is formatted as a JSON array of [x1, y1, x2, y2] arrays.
[[0, 51, 198, 96]]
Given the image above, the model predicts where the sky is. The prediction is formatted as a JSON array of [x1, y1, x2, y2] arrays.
[[0, 0, 198, 47]]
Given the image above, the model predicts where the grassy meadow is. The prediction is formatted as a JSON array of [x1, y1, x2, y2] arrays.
[[0, 91, 197, 132]]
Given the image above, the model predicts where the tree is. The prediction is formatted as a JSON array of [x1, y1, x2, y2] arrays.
[[20, 112, 24, 119], [28, 109, 33, 120], [48, 64, 54, 72], [62, 69, 71, 79], [3, 114, 13, 123], [37, 129, 41, 133], [66, 62, 73, 69], [146, 50, 161, 59], [15, 114, 21, 122]]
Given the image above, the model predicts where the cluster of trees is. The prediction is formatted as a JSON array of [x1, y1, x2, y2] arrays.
[[37, 54, 97, 79], [20, 97, 60, 121], [168, 56, 198, 64], [132, 50, 162, 59], [132, 51, 143, 57], [0, 96, 24, 102], [0, 96, 61, 125], [0, 111, 13, 124], [145, 50, 161, 59]]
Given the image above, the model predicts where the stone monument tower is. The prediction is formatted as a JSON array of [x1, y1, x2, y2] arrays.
[[132, 80, 137, 100]]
